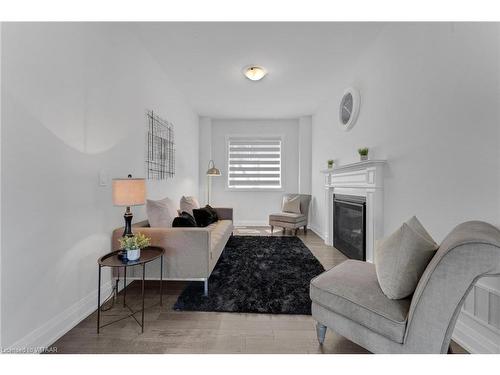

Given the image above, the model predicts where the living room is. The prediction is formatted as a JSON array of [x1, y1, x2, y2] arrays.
[[1, 1, 500, 373]]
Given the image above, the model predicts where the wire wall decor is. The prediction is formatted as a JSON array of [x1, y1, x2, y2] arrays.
[[146, 110, 175, 180]]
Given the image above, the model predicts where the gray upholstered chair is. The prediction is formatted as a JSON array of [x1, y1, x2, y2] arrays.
[[310, 221, 500, 353], [269, 194, 311, 235]]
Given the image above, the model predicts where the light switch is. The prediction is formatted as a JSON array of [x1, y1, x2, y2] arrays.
[[99, 170, 109, 187]]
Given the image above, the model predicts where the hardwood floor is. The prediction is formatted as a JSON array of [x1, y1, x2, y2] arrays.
[[50, 227, 467, 354]]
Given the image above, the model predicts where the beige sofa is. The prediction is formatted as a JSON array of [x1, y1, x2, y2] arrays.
[[112, 207, 233, 296]]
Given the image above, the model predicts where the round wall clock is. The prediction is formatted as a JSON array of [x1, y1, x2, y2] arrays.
[[339, 88, 360, 131]]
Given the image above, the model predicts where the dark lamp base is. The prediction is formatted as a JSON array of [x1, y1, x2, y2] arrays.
[[123, 207, 133, 237]]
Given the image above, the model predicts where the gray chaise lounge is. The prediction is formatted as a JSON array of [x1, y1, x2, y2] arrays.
[[310, 221, 500, 353]]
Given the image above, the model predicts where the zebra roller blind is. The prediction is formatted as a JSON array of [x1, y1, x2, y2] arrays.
[[227, 138, 282, 189]]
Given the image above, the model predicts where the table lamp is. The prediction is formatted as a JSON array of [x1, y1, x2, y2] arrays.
[[112, 174, 146, 237]]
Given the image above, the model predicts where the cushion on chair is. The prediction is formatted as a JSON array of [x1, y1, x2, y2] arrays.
[[281, 194, 311, 216], [406, 216, 436, 244], [375, 216, 438, 299], [282, 195, 301, 213], [310, 260, 411, 343], [269, 212, 306, 224]]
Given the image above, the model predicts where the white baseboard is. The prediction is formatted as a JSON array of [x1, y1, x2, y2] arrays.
[[234, 220, 269, 227], [309, 225, 325, 241], [453, 311, 500, 353], [8, 280, 113, 353]]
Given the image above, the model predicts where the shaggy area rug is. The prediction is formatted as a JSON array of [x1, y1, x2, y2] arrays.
[[173, 236, 325, 314]]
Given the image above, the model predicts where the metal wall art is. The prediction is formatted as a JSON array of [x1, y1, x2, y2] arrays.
[[146, 110, 175, 179]]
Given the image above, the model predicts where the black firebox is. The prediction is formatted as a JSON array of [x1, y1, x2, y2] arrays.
[[333, 194, 366, 261]]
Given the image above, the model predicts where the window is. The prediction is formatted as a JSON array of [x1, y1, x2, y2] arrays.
[[227, 138, 282, 190]]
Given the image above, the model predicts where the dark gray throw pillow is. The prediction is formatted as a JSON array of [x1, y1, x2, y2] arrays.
[[204, 205, 219, 221], [375, 216, 438, 299], [172, 211, 197, 227], [192, 205, 218, 227]]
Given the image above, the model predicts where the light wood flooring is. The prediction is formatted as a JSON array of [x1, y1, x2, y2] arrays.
[[50, 227, 466, 354]]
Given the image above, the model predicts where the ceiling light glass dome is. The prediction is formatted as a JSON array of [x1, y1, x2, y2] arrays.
[[243, 66, 267, 81]]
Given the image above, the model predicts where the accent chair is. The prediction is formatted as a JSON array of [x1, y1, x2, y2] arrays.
[[269, 194, 311, 235], [310, 221, 500, 353]]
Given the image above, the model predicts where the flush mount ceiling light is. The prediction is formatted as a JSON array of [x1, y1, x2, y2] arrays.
[[243, 66, 267, 81]]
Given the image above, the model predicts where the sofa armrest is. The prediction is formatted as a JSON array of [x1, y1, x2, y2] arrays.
[[112, 225, 210, 250], [112, 224, 211, 278], [215, 207, 233, 221]]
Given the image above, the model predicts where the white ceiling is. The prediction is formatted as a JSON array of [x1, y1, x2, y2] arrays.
[[134, 23, 385, 119]]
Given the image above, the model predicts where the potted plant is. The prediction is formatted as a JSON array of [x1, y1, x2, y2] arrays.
[[118, 233, 151, 261], [358, 147, 369, 161], [327, 159, 335, 169]]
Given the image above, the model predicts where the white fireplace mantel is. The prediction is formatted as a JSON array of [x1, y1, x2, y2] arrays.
[[321, 160, 387, 262]]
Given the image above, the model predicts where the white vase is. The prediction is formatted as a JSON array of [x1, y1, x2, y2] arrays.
[[126, 248, 141, 261]]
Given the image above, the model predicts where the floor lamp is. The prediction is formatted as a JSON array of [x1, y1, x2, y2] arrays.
[[206, 160, 221, 205]]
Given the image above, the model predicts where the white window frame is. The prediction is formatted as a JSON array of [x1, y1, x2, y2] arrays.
[[225, 135, 284, 192]]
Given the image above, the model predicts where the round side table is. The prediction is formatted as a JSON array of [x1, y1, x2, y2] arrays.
[[97, 246, 165, 333]]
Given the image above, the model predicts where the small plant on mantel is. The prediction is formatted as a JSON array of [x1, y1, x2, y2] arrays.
[[358, 147, 369, 161], [118, 233, 151, 261]]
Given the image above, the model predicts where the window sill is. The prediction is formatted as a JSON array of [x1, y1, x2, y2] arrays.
[[225, 187, 285, 193]]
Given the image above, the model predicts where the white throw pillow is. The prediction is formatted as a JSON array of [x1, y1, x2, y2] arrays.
[[146, 197, 178, 228], [282, 196, 301, 214], [180, 196, 200, 216], [375, 216, 438, 299]]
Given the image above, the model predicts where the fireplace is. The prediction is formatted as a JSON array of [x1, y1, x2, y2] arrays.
[[322, 160, 385, 262], [333, 194, 366, 261]]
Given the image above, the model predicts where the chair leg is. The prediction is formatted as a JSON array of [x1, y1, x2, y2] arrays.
[[316, 322, 327, 345], [304, 225, 308, 234], [270, 225, 274, 234], [295, 228, 298, 236], [282, 228, 285, 234]]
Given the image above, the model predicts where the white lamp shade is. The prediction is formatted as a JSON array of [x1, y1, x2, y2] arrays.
[[112, 178, 146, 206]]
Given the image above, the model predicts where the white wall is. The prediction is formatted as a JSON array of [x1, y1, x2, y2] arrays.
[[1, 23, 199, 349], [310, 23, 500, 352], [298, 116, 312, 194], [207, 119, 300, 226], [198, 117, 213, 205]]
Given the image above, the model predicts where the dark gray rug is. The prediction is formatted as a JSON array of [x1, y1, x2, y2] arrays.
[[173, 236, 325, 315]]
